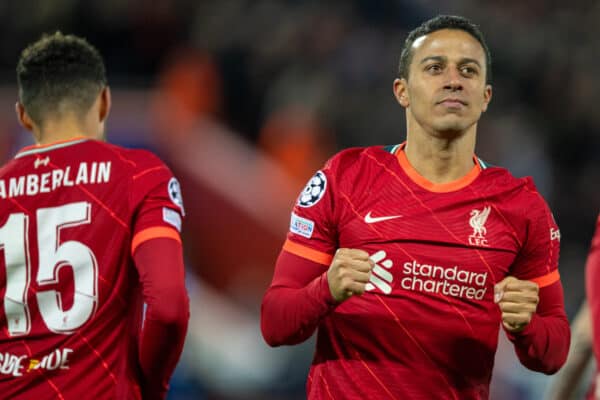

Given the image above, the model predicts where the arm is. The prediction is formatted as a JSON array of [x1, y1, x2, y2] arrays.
[[547, 216, 600, 399], [261, 162, 373, 346], [261, 251, 335, 346], [499, 279, 570, 374], [496, 190, 570, 373], [586, 215, 600, 398], [545, 301, 592, 400], [261, 246, 373, 346], [134, 237, 190, 400], [127, 155, 189, 398]]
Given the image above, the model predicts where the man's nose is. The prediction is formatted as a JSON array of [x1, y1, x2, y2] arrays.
[[443, 67, 463, 91]]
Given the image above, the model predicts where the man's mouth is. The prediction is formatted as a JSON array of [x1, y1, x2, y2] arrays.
[[438, 98, 467, 107]]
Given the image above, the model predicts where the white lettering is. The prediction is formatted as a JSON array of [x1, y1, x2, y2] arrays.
[[90, 162, 97, 184], [4, 161, 112, 198], [60, 348, 72, 370], [423, 279, 435, 292], [0, 353, 26, 377], [456, 270, 468, 283], [26, 174, 39, 196], [43, 350, 62, 371], [444, 266, 457, 280], [475, 272, 487, 286], [400, 259, 489, 300], [52, 169, 63, 190], [448, 283, 460, 297], [97, 162, 111, 183], [40, 172, 51, 193], [75, 162, 88, 185], [63, 166, 74, 186], [0, 348, 73, 376], [9, 177, 25, 197]]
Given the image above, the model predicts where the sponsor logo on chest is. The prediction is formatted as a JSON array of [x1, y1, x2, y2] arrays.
[[365, 250, 489, 300]]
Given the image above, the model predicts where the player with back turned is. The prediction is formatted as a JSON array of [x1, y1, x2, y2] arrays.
[[261, 15, 570, 399], [0, 33, 189, 399]]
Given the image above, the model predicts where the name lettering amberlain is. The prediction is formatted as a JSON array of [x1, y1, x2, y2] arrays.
[[0, 161, 111, 199]]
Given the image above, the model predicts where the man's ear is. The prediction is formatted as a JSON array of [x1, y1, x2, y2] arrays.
[[15, 102, 35, 132], [393, 78, 409, 108], [481, 84, 492, 112], [99, 86, 111, 123]]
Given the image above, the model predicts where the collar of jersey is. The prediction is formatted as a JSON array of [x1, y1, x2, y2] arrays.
[[15, 136, 89, 158], [394, 142, 482, 193]]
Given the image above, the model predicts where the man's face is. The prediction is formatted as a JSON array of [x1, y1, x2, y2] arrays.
[[395, 29, 492, 136]]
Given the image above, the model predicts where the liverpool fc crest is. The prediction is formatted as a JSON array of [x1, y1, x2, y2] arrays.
[[469, 206, 491, 246]]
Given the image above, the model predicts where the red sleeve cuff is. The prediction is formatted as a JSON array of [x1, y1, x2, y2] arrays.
[[132, 226, 181, 255], [319, 272, 337, 306], [530, 270, 560, 288], [283, 239, 333, 266]]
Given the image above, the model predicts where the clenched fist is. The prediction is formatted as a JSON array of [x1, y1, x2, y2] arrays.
[[494, 276, 539, 333], [327, 249, 374, 303]]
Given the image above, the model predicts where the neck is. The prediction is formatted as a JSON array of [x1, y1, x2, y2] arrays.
[[404, 126, 477, 184], [34, 115, 99, 145]]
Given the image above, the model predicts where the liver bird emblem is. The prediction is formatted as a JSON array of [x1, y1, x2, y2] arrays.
[[469, 206, 491, 237]]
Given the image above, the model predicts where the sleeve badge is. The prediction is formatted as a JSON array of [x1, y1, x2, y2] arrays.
[[297, 171, 327, 208]]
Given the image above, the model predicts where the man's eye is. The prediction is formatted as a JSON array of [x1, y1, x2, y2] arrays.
[[427, 64, 442, 73], [461, 66, 477, 75]]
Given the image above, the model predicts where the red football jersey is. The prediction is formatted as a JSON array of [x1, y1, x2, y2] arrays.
[[0, 137, 185, 399], [586, 214, 600, 400], [278, 143, 563, 399]]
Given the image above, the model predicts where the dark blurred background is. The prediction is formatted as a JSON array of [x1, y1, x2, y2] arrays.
[[0, 1, 598, 399]]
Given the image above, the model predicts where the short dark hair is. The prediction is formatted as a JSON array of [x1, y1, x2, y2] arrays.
[[16, 32, 107, 125], [398, 15, 492, 84]]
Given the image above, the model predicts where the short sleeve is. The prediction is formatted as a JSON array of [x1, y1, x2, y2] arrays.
[[511, 195, 561, 288], [130, 153, 185, 254], [283, 166, 338, 266]]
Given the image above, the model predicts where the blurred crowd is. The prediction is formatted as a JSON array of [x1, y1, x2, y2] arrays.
[[1, 1, 599, 399]]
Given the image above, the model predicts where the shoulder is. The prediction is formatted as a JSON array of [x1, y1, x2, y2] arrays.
[[324, 147, 366, 169], [104, 143, 166, 167], [0, 158, 18, 177], [479, 164, 552, 220], [98, 143, 171, 176], [324, 145, 396, 178], [478, 163, 536, 196]]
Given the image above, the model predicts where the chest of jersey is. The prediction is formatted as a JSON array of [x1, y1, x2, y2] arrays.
[[335, 174, 521, 302]]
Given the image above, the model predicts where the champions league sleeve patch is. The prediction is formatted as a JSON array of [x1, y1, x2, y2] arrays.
[[297, 171, 327, 208], [168, 177, 185, 216], [290, 212, 315, 238], [163, 207, 182, 231]]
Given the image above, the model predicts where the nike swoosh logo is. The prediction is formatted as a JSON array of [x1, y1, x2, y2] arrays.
[[364, 211, 402, 224]]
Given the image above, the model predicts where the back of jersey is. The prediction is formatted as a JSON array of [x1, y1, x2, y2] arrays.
[[0, 138, 182, 399]]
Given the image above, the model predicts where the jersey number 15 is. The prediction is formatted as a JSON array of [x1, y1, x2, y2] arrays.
[[0, 201, 98, 337]]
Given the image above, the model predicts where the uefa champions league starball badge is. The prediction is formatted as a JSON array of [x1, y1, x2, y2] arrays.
[[168, 177, 185, 215], [298, 171, 327, 208]]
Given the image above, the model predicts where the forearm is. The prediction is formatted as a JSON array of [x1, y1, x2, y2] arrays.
[[134, 238, 190, 399], [507, 283, 570, 374], [261, 251, 336, 346], [509, 314, 570, 373], [586, 218, 600, 371], [139, 312, 188, 399], [545, 301, 592, 400]]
